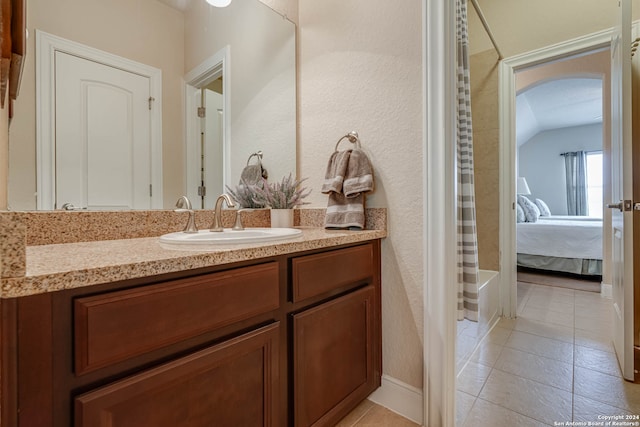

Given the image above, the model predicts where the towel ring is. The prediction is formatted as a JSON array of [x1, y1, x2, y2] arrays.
[[246, 151, 263, 166], [334, 131, 361, 152]]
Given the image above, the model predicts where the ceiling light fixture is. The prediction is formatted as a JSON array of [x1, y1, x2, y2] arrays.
[[206, 0, 232, 6]]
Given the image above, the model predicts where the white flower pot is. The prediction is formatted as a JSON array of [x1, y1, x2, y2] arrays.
[[270, 209, 294, 228]]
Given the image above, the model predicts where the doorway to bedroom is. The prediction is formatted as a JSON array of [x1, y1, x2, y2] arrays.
[[514, 49, 608, 296]]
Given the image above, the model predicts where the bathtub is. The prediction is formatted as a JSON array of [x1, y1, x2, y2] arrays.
[[478, 269, 500, 330], [456, 270, 500, 374]]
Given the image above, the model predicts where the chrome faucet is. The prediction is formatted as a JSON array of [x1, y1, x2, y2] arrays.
[[174, 196, 198, 233], [210, 194, 236, 232]]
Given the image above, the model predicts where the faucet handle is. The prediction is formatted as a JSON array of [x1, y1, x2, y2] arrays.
[[232, 208, 254, 231], [174, 196, 198, 233], [175, 208, 198, 233]]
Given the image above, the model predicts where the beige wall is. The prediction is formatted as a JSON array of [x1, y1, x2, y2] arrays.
[[471, 50, 501, 271], [469, 0, 640, 58], [9, 0, 185, 210], [259, 0, 298, 23], [298, 0, 424, 388]]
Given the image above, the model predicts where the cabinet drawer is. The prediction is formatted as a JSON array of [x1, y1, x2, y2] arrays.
[[292, 244, 373, 302], [74, 262, 279, 375], [75, 322, 280, 427]]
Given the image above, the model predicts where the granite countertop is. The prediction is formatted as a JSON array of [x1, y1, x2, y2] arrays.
[[0, 208, 387, 298], [3, 227, 385, 298]]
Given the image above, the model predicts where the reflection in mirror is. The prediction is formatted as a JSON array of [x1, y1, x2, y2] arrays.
[[35, 31, 165, 210], [8, 0, 296, 210], [184, 46, 229, 210], [183, 0, 296, 208]]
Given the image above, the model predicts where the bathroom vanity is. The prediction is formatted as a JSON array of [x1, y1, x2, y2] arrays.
[[0, 209, 385, 427]]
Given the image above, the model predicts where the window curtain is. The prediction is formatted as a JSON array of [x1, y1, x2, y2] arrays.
[[456, 0, 479, 322], [564, 151, 588, 216]]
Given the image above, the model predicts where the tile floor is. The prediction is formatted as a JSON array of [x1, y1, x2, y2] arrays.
[[457, 281, 640, 426], [336, 399, 419, 426], [338, 279, 640, 427]]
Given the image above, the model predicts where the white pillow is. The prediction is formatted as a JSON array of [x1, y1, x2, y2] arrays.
[[535, 198, 551, 216], [517, 195, 540, 223], [516, 203, 525, 223]]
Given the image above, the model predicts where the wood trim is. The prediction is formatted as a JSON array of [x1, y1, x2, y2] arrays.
[[0, 298, 18, 427], [18, 293, 53, 426], [8, 0, 24, 101], [0, 0, 10, 108], [0, 0, 26, 111]]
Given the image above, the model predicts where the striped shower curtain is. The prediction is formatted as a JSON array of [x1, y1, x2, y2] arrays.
[[456, 0, 480, 322]]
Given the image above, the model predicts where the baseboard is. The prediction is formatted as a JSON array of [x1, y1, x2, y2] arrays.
[[601, 283, 612, 299], [367, 375, 423, 425]]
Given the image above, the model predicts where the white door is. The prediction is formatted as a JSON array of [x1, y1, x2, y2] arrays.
[[55, 51, 152, 210], [188, 88, 224, 210], [203, 88, 224, 209], [610, 0, 634, 381]]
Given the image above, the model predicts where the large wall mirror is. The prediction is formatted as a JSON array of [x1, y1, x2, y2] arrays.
[[8, 0, 296, 210]]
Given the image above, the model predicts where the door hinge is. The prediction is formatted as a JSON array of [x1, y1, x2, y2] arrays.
[[197, 107, 206, 118], [634, 202, 640, 211], [148, 97, 155, 110], [149, 184, 153, 197], [198, 186, 206, 197]]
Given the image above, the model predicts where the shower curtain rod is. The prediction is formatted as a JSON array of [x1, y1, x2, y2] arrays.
[[469, 0, 504, 60]]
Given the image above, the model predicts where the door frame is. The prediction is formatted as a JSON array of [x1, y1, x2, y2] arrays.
[[423, 0, 458, 425], [184, 46, 231, 207], [498, 27, 619, 317], [36, 30, 163, 210]]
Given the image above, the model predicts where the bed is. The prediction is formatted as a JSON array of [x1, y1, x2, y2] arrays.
[[517, 218, 603, 276], [538, 215, 600, 222]]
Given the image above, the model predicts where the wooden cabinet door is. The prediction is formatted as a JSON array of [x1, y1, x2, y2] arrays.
[[293, 286, 379, 427], [75, 323, 279, 427]]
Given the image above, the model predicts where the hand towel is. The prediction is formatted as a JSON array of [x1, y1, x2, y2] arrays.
[[322, 148, 374, 230], [240, 164, 267, 185], [321, 150, 351, 194], [343, 149, 374, 197]]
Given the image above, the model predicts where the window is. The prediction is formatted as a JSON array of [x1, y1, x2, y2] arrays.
[[586, 151, 603, 218]]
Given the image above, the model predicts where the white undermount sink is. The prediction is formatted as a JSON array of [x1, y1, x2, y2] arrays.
[[159, 227, 303, 246]]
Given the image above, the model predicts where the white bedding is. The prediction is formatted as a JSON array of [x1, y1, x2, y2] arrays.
[[517, 219, 602, 260], [538, 215, 600, 222]]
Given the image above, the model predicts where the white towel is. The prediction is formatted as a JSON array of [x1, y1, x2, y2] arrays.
[[322, 149, 374, 229]]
